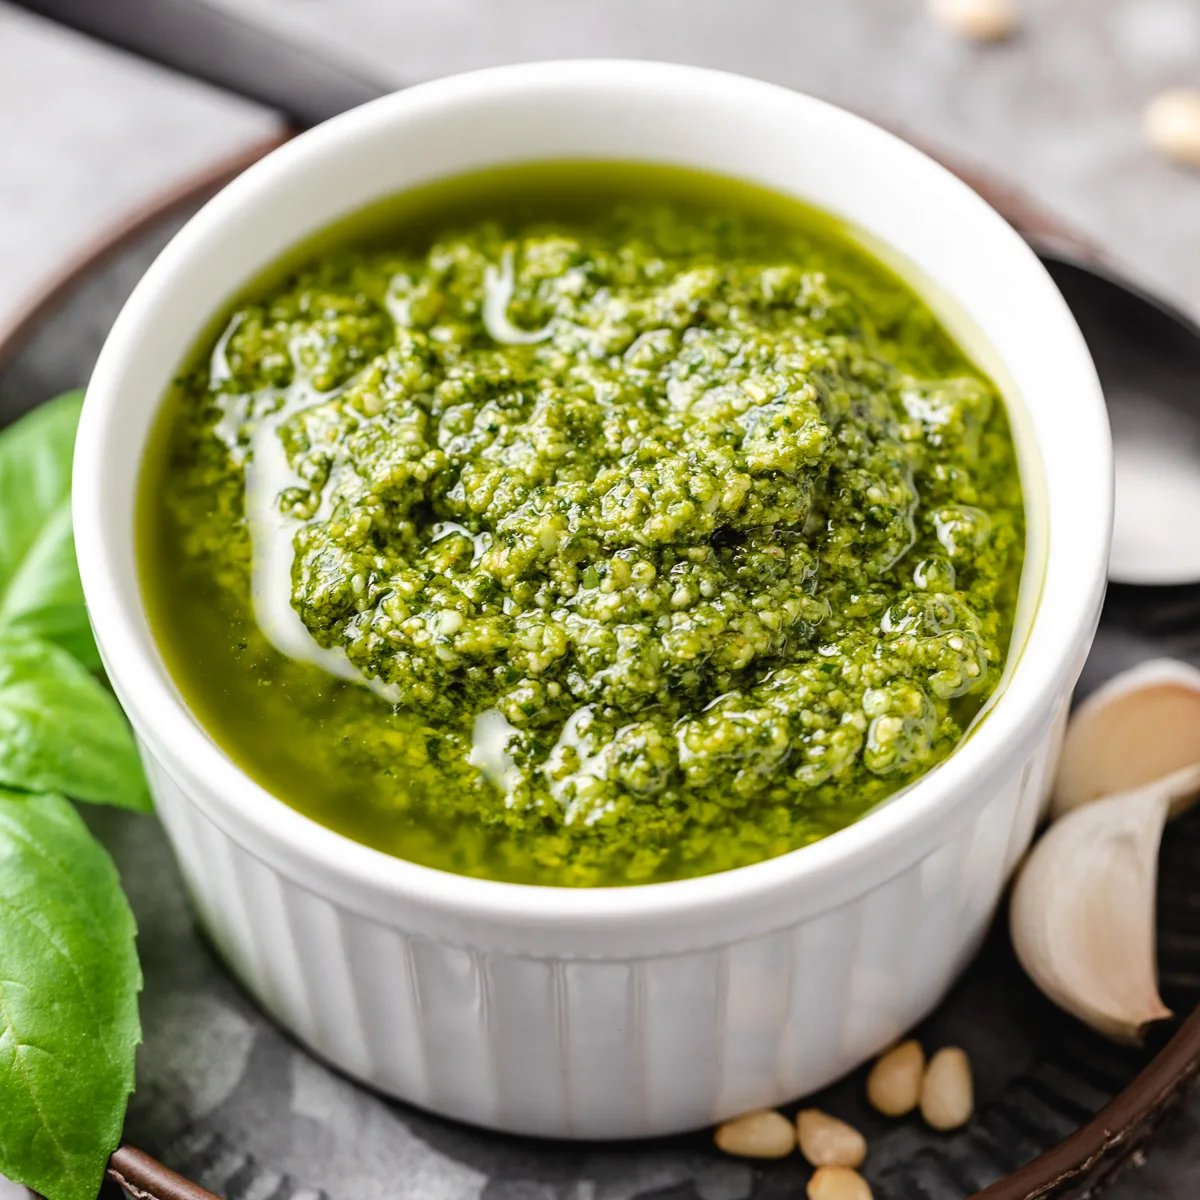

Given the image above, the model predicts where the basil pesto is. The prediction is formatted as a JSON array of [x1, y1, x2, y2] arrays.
[[140, 163, 1025, 887]]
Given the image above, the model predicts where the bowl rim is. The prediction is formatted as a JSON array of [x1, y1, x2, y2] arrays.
[[74, 59, 1112, 932]]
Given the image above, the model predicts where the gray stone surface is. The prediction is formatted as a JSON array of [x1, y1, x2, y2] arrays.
[[2, 0, 1200, 337], [0, 3, 276, 335]]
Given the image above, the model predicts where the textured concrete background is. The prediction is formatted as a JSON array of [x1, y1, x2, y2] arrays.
[[1, 0, 1200, 339]]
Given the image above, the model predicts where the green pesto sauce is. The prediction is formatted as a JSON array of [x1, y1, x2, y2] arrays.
[[140, 162, 1025, 887]]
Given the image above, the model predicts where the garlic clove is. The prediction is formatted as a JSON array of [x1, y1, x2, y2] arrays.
[[1137, 761, 1200, 821], [1011, 781, 1173, 1043], [1051, 658, 1200, 819]]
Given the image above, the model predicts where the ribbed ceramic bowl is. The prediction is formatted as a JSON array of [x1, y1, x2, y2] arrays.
[[74, 60, 1111, 1140]]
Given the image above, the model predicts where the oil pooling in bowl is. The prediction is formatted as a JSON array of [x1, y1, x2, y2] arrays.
[[138, 161, 1025, 886]]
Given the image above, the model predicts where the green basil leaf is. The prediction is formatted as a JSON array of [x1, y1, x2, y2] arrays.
[[0, 635, 149, 811], [0, 502, 97, 671], [0, 791, 141, 1200], [0, 392, 99, 670]]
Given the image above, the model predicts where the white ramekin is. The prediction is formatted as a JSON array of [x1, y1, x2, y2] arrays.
[[75, 61, 1111, 1139]]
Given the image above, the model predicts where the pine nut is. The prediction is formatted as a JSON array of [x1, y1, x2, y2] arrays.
[[920, 1046, 974, 1130], [796, 1108, 867, 1169], [1145, 89, 1200, 168], [807, 1165, 874, 1200], [928, 0, 1018, 41], [866, 1039, 925, 1116], [714, 1109, 795, 1158]]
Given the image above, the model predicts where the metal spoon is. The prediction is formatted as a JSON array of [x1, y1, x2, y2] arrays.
[[1040, 256, 1200, 586], [13, 0, 1200, 588]]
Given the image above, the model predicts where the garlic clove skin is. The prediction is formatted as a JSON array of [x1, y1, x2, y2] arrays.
[[1051, 658, 1200, 819], [1139, 761, 1200, 821], [1011, 781, 1173, 1043]]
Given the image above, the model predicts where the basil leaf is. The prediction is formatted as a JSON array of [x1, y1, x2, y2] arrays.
[[0, 792, 141, 1200], [0, 636, 149, 812], [0, 392, 99, 671]]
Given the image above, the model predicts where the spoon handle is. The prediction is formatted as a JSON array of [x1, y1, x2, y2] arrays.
[[8, 0, 392, 127], [13, 0, 1104, 267]]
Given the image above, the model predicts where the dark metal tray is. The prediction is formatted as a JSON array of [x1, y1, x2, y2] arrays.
[[2, 149, 1198, 1200]]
